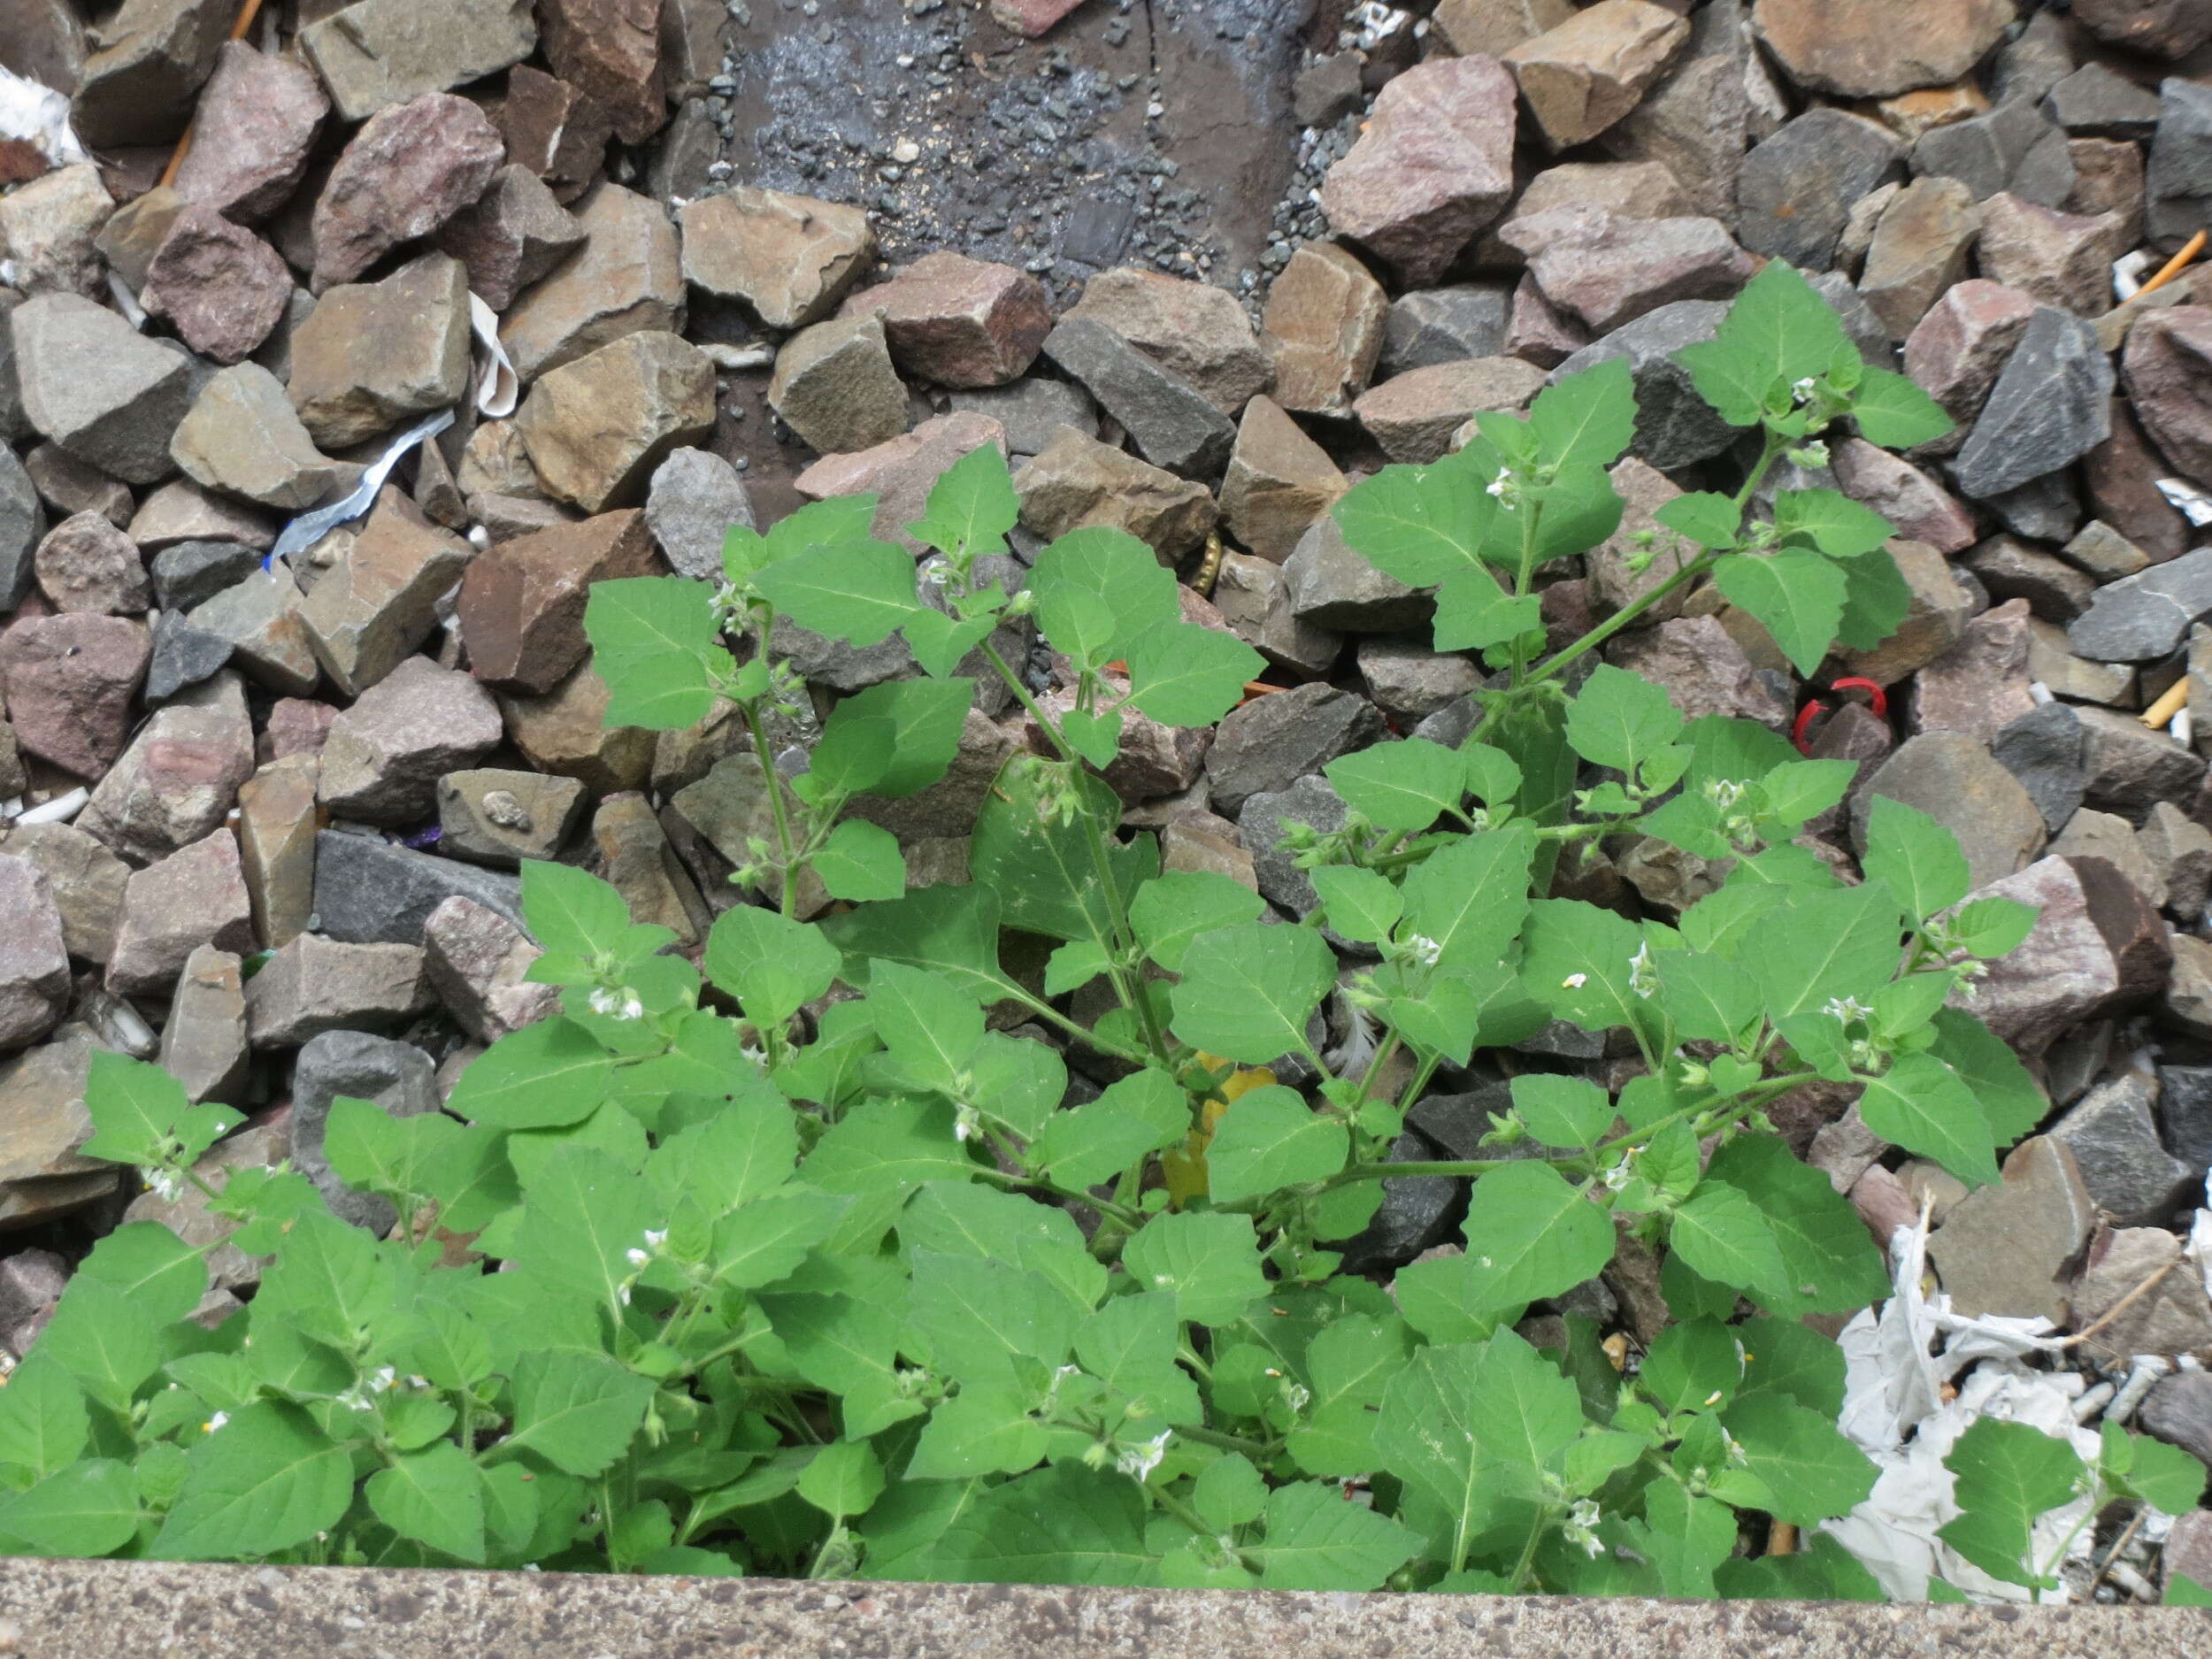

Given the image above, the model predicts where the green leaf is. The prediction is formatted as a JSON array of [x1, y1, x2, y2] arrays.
[[1852, 365, 1953, 449], [2172, 1572, 2212, 1607], [1128, 872, 1265, 975], [366, 1442, 487, 1563], [1073, 1289, 1203, 1426], [753, 540, 922, 648], [1740, 883, 1903, 1022], [1655, 950, 1760, 1046], [446, 1018, 616, 1131], [1522, 898, 1654, 1041], [1432, 567, 1542, 652], [867, 960, 985, 1094], [1773, 488, 1895, 559], [972, 757, 1153, 946], [1928, 1009, 2046, 1148], [819, 883, 1029, 1007], [766, 494, 881, 561], [1528, 357, 1636, 472], [1676, 261, 1853, 428], [1168, 922, 1334, 1065], [1310, 866, 1402, 945], [1395, 1163, 1614, 1336], [76, 1220, 207, 1326], [905, 443, 1018, 561], [812, 818, 907, 902], [156, 1403, 352, 1561], [1249, 1480, 1419, 1591], [704, 905, 841, 1026], [797, 1440, 886, 1518], [513, 1148, 659, 1317], [1733, 1318, 1848, 1416], [711, 1189, 847, 1289], [1835, 543, 1912, 653], [1205, 1086, 1349, 1205], [1861, 795, 1970, 922], [1398, 827, 1536, 973], [3, 1457, 139, 1555], [1566, 664, 1684, 776], [811, 677, 977, 801], [1722, 1394, 1879, 1525], [0, 1356, 88, 1480], [1509, 1074, 1612, 1151], [937, 1464, 1156, 1586], [1713, 549, 1847, 676], [909, 1386, 1046, 1479], [582, 577, 728, 729], [1702, 1135, 1889, 1317], [81, 1051, 237, 1170], [908, 1252, 1080, 1384], [1029, 1067, 1189, 1188], [1655, 492, 1742, 550], [1332, 463, 1489, 587], [1669, 1181, 1788, 1294], [1758, 758, 1857, 829], [1375, 1332, 1582, 1533], [901, 609, 997, 680], [503, 1350, 656, 1478], [1937, 1417, 2086, 1586], [35, 1278, 162, 1415], [521, 861, 634, 960], [1124, 621, 1264, 727], [1028, 526, 1179, 668], [1640, 1318, 1746, 1415], [1856, 1053, 1999, 1187], [2102, 1422, 2207, 1514], [1949, 895, 2038, 959], [1324, 738, 1468, 833], [1191, 1454, 1268, 1531], [1121, 1211, 1267, 1326]]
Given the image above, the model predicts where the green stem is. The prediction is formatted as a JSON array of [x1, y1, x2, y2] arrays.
[[1508, 495, 1548, 684], [1505, 1504, 1557, 1591], [972, 1162, 1144, 1230], [1177, 1424, 1279, 1458], [739, 699, 803, 919]]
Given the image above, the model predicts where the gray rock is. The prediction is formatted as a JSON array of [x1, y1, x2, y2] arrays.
[[150, 539, 260, 612], [1806, 270, 1893, 365], [642, 448, 753, 582], [11, 293, 193, 486], [2050, 1071, 2197, 1225], [0, 443, 42, 612], [2159, 1065, 2212, 1177], [1357, 637, 1482, 722], [2068, 549, 2212, 664], [2046, 63, 2163, 141], [2140, 1369, 2212, 1471], [1237, 773, 1349, 917], [1912, 95, 2077, 209], [2147, 78, 2212, 252], [1040, 317, 1235, 480], [0, 855, 69, 1052], [1850, 732, 2047, 890], [1378, 284, 1514, 377], [0, 287, 27, 442], [289, 1030, 440, 1233], [1991, 702, 2085, 835], [298, 0, 538, 125], [1549, 300, 1734, 470], [2074, 704, 2207, 820], [143, 611, 234, 703], [1283, 515, 1433, 634], [310, 830, 524, 944], [1951, 308, 2115, 501], [1925, 1136, 2093, 1323], [1205, 683, 1385, 818], [1983, 469, 2085, 545], [244, 933, 427, 1048], [946, 379, 1099, 457], [156, 945, 248, 1105], [1333, 1127, 1463, 1273], [1736, 108, 1903, 270]]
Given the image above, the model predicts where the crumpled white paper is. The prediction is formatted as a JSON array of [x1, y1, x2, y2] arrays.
[[1824, 1217, 2096, 1603], [470, 293, 518, 419], [0, 66, 88, 170]]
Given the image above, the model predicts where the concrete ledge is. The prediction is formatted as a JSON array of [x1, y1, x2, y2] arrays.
[[1, 1559, 2208, 1658]]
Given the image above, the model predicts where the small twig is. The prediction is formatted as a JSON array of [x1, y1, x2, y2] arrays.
[[2058, 1256, 2186, 1350], [2091, 1505, 2149, 1594]]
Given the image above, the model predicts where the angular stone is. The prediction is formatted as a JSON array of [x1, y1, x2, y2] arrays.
[[0, 855, 67, 1050], [317, 660, 496, 826], [842, 708, 1015, 845], [946, 380, 1095, 459], [12, 293, 191, 487], [150, 945, 246, 1104], [437, 768, 587, 867], [299, 0, 537, 125], [667, 752, 825, 917], [168, 42, 326, 225], [77, 672, 253, 865], [1432, 0, 1575, 56], [1551, 301, 1735, 472], [1913, 599, 2038, 749], [1831, 441, 1976, 555], [498, 661, 653, 795], [2053, 1071, 2197, 1225], [1041, 317, 1234, 480], [515, 330, 716, 515], [187, 565, 319, 696], [1261, 242, 1386, 419], [1926, 1136, 2093, 1322], [1972, 193, 2127, 319], [2146, 796, 2212, 913], [1218, 396, 1348, 565], [642, 448, 751, 582], [294, 490, 471, 698], [1064, 266, 1275, 419], [242, 931, 426, 1048], [1210, 549, 1341, 677], [1735, 107, 1904, 270], [538, 0, 662, 147], [677, 186, 871, 333], [69, 0, 229, 149], [2086, 398, 2191, 563], [135, 206, 288, 365], [1030, 681, 1207, 805], [130, 480, 273, 555], [1859, 176, 1979, 340], [791, 412, 1008, 557], [2070, 548, 2212, 664], [0, 444, 39, 612], [288, 1029, 439, 1231], [22, 449, 127, 542], [311, 829, 522, 945], [143, 611, 232, 703], [495, 65, 608, 205], [234, 753, 319, 951], [423, 895, 558, 1043], [2123, 305, 2212, 491], [2073, 1225, 2212, 1361], [1318, 57, 1518, 286], [1356, 639, 1481, 723], [0, 165, 111, 299], [837, 251, 1050, 390], [0, 822, 126, 964], [261, 701, 335, 763], [1973, 853, 2172, 1053], [457, 510, 658, 695], [1379, 285, 1512, 380], [1355, 357, 1548, 466], [1503, 0, 1687, 150], [1609, 614, 1793, 729], [2148, 81, 2212, 252], [1204, 683, 1386, 817], [1903, 279, 2037, 451], [434, 164, 586, 314], [1963, 534, 2095, 624], [1756, 0, 2010, 97], [2051, 808, 2166, 910], [288, 253, 472, 449], [1283, 515, 1431, 634], [1013, 429, 1215, 564], [310, 91, 506, 290], [1953, 308, 2116, 502], [171, 363, 355, 514], [34, 511, 149, 616], [2074, 703, 2207, 818], [107, 831, 254, 997], [503, 183, 682, 387], [1852, 731, 2046, 889], [0, 613, 149, 779], [2059, 521, 2151, 586], [1504, 209, 1755, 335], [767, 315, 908, 457]]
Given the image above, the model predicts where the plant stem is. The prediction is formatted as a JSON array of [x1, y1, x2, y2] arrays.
[[738, 699, 803, 920], [1177, 1424, 1279, 1458], [1508, 496, 1548, 684], [972, 1162, 1143, 1229]]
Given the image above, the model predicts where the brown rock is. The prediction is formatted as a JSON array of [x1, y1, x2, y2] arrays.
[[171, 362, 357, 513], [154, 946, 249, 1105], [1976, 193, 2130, 318], [0, 823, 125, 964], [591, 789, 710, 941], [0, 855, 67, 1050], [70, 0, 230, 150], [1502, 0, 1689, 150], [1504, 208, 1755, 334], [515, 330, 717, 513], [2071, 1226, 2212, 1358], [434, 164, 586, 313], [1926, 1136, 2093, 1323], [34, 511, 149, 615], [0, 164, 111, 297], [170, 42, 328, 225], [1487, 157, 1694, 257], [235, 752, 320, 949], [297, 488, 473, 696], [2123, 307, 2212, 488], [1204, 550, 1342, 677], [11, 291, 193, 486], [1063, 266, 1274, 418], [791, 412, 1008, 557], [1872, 81, 1991, 142], [1602, 0, 1784, 222], [77, 672, 252, 864], [1831, 439, 1977, 554], [1910, 598, 2037, 745], [1502, 273, 1591, 368], [498, 660, 654, 794], [503, 183, 682, 385], [1838, 539, 1971, 687], [134, 206, 289, 365], [457, 510, 660, 695], [495, 65, 609, 204], [837, 251, 1051, 389], [438, 768, 587, 867], [1608, 614, 1793, 729], [1218, 397, 1348, 564], [767, 316, 910, 457], [106, 830, 255, 997], [318, 656, 503, 824], [2085, 397, 2191, 564], [23, 446, 131, 531], [1858, 176, 1979, 340], [1319, 57, 1518, 287], [129, 480, 274, 554], [1432, 0, 1575, 57], [1261, 242, 1386, 419], [244, 932, 427, 1048], [539, 0, 664, 147], [2072, 0, 2212, 59], [187, 565, 319, 696], [1012, 427, 1217, 564], [1902, 278, 2035, 453], [677, 183, 873, 333], [297, 0, 537, 126], [1750, 0, 2014, 100], [0, 613, 149, 778], [1354, 357, 1547, 465], [260, 699, 335, 764], [1970, 855, 2171, 1052], [422, 894, 559, 1042], [288, 252, 472, 449], [311, 92, 506, 291], [2076, 703, 2207, 818], [1852, 730, 2046, 889], [1586, 456, 1688, 620], [2065, 137, 2145, 247]]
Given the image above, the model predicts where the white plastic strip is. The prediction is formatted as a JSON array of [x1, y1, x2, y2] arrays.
[[2113, 249, 2154, 303], [12, 787, 88, 826], [471, 293, 518, 419], [2156, 476, 2212, 527], [265, 407, 457, 568]]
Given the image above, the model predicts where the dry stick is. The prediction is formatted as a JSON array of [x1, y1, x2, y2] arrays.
[[155, 0, 269, 191], [2057, 1255, 2187, 1351], [2091, 1505, 2151, 1596]]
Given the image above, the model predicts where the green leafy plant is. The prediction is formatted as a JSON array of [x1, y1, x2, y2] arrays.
[[11, 265, 2178, 1600]]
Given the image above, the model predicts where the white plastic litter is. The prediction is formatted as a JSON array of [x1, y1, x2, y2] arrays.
[[2114, 249, 2155, 303], [2157, 477, 2212, 527], [10, 787, 88, 827], [470, 294, 518, 419], [265, 407, 456, 569], [0, 65, 89, 171]]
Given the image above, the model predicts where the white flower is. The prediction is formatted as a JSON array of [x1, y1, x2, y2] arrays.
[[1791, 376, 1818, 403], [140, 1167, 183, 1203], [367, 1366, 397, 1394], [618, 1285, 633, 1307], [643, 1228, 667, 1249], [954, 1104, 982, 1144], [1563, 1498, 1604, 1558], [1114, 1430, 1171, 1482], [1701, 778, 1745, 811], [1821, 995, 1873, 1025], [203, 1411, 228, 1434], [626, 1247, 652, 1270], [1403, 934, 1442, 968], [335, 1384, 374, 1413], [1486, 468, 1512, 499], [1601, 1159, 1635, 1193], [589, 985, 645, 1021], [1562, 972, 1587, 990], [1627, 942, 1656, 999]]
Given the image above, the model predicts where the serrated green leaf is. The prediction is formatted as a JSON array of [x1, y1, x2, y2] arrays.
[[1723, 1394, 1879, 1525], [1927, 1008, 2046, 1148], [1124, 621, 1263, 726], [811, 677, 977, 801], [905, 443, 1018, 561], [1028, 526, 1179, 667], [1937, 1416, 2085, 1587], [1856, 1053, 1998, 1187], [1773, 488, 1895, 559], [1510, 1073, 1612, 1151], [1713, 549, 1847, 676], [1432, 566, 1543, 651], [1249, 1479, 1419, 1591], [753, 541, 923, 648], [366, 1442, 487, 1563], [1852, 365, 1954, 449], [909, 1386, 1044, 1479], [1168, 922, 1334, 1065], [1122, 1211, 1267, 1326], [1394, 1163, 1613, 1337], [502, 1350, 656, 1478], [520, 861, 634, 961], [1325, 737, 1468, 833], [1310, 866, 1402, 944], [446, 1018, 616, 1131], [704, 905, 841, 1026], [1861, 795, 1971, 922], [155, 1403, 352, 1561], [1835, 543, 1912, 653], [1702, 1134, 1889, 1317], [1655, 491, 1742, 550], [818, 883, 1029, 1008], [1669, 1181, 1788, 1294], [1332, 462, 1491, 587], [582, 577, 730, 729], [908, 1252, 1080, 1384], [1675, 262, 1854, 428], [935, 1464, 1156, 1586], [812, 818, 907, 901], [972, 756, 1153, 946], [1399, 826, 1536, 973], [1204, 1086, 1349, 1204], [1566, 664, 1685, 776], [1529, 357, 1637, 472], [0, 1457, 138, 1555], [1029, 1067, 1189, 1189], [1740, 883, 1903, 1022], [1640, 1318, 1746, 1415]]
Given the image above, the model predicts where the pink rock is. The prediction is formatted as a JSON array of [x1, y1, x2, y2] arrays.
[[259, 697, 338, 764], [1320, 57, 1518, 286], [1831, 438, 1977, 554], [1608, 614, 1793, 728], [311, 92, 506, 290], [1503, 206, 1755, 334], [0, 855, 68, 1052], [989, 0, 1090, 35], [1503, 272, 1590, 367], [2121, 306, 2212, 488], [434, 163, 586, 312], [0, 613, 150, 779], [838, 251, 1053, 388], [1902, 279, 2036, 454], [1976, 193, 2131, 319], [1910, 597, 2038, 744], [795, 411, 1010, 554], [33, 511, 149, 616], [1966, 855, 2171, 1055], [138, 206, 292, 365], [107, 832, 257, 999], [169, 42, 328, 225], [538, 0, 665, 147]]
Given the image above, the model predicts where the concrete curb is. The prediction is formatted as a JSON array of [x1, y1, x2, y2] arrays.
[[0, 1559, 2207, 1657]]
